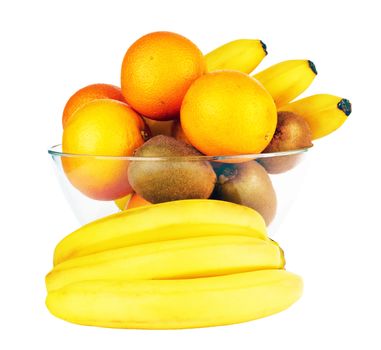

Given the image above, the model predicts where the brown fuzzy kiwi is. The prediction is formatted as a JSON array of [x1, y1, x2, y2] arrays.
[[128, 135, 216, 203], [213, 161, 277, 225], [171, 120, 191, 144], [259, 111, 312, 174], [143, 117, 174, 137]]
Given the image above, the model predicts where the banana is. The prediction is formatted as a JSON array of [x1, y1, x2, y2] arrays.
[[114, 193, 132, 211], [254, 60, 317, 107], [46, 235, 284, 292], [46, 269, 303, 329], [278, 94, 352, 140], [53, 200, 268, 265], [205, 39, 267, 74]]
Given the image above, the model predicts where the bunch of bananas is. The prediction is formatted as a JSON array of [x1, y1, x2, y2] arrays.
[[206, 39, 351, 139], [46, 200, 302, 329]]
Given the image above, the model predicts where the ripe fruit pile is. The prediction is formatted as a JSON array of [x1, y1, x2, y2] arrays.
[[49, 32, 352, 329], [46, 200, 303, 329], [60, 31, 352, 216]]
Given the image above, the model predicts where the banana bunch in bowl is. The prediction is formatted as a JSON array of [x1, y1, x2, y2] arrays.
[[46, 200, 302, 329]]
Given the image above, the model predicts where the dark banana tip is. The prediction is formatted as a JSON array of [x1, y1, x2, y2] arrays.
[[338, 98, 352, 116], [308, 60, 318, 75], [260, 40, 268, 55]]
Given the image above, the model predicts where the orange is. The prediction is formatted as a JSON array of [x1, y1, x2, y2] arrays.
[[121, 31, 205, 121], [62, 99, 145, 201], [126, 193, 151, 209], [180, 71, 277, 155], [62, 83, 125, 127]]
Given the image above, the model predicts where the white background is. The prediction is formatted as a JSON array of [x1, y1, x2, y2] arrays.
[[1, 0, 380, 349]]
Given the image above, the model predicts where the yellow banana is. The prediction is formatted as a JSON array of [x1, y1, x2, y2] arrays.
[[254, 59, 317, 107], [278, 94, 352, 140], [46, 235, 284, 292], [114, 193, 132, 211], [54, 200, 268, 265], [46, 269, 303, 329], [205, 39, 267, 74]]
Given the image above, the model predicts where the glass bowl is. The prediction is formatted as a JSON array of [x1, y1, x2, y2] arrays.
[[48, 144, 311, 235]]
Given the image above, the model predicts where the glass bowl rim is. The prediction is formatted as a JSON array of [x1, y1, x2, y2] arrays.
[[48, 144, 311, 161]]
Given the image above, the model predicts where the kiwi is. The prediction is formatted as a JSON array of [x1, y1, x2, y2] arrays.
[[213, 161, 277, 225], [143, 117, 174, 137], [259, 111, 312, 174], [171, 120, 191, 144], [128, 135, 216, 203]]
